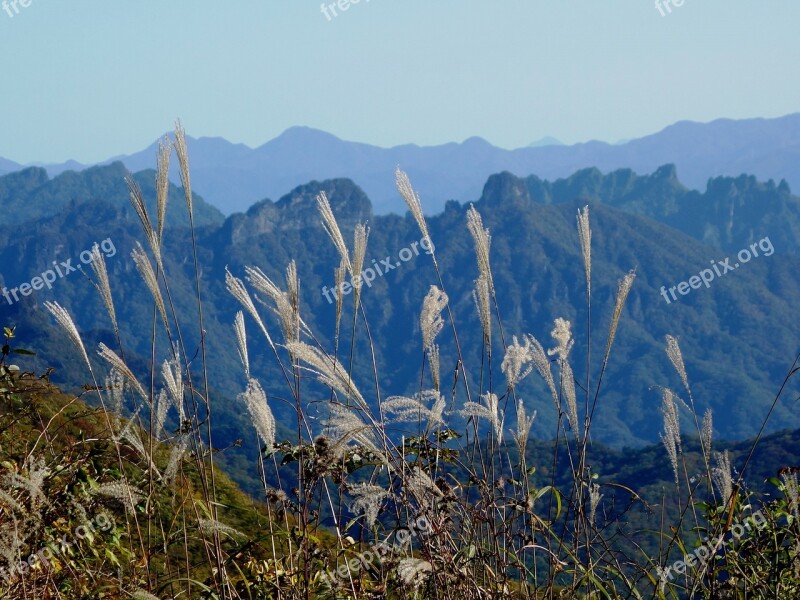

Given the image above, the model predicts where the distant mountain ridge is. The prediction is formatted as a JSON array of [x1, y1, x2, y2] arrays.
[[3, 113, 800, 216]]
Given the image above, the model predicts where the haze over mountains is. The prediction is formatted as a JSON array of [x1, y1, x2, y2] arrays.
[[3, 113, 800, 215]]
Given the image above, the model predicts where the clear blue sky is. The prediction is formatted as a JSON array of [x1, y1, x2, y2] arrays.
[[1, 1, 798, 163]]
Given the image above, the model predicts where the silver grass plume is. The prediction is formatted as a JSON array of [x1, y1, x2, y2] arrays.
[[164, 436, 188, 482], [132, 590, 161, 600], [711, 450, 733, 503], [603, 270, 636, 365], [405, 466, 443, 511], [125, 174, 163, 270], [155, 136, 171, 242], [348, 482, 389, 529], [154, 389, 170, 440], [98, 343, 148, 403], [460, 392, 504, 443], [501, 335, 535, 390], [659, 389, 682, 484], [548, 318, 574, 362], [323, 402, 380, 456], [316, 191, 351, 271], [226, 268, 275, 351], [466, 204, 494, 293], [395, 168, 430, 245], [44, 301, 91, 373], [510, 400, 536, 456], [701, 409, 713, 456], [665, 334, 690, 395], [238, 378, 276, 450], [245, 265, 298, 345], [285, 260, 300, 340], [106, 369, 125, 430], [198, 518, 245, 539], [384, 390, 446, 429], [233, 311, 250, 378], [120, 417, 150, 463], [352, 223, 369, 310], [131, 242, 169, 331], [560, 359, 579, 435], [782, 471, 799, 517], [420, 285, 448, 350], [527, 334, 560, 412], [397, 557, 433, 588], [287, 341, 366, 408], [588, 483, 603, 525], [473, 274, 492, 347], [428, 344, 441, 392], [334, 259, 347, 338], [576, 205, 592, 295], [162, 354, 184, 421], [88, 243, 117, 335], [174, 120, 193, 215], [94, 479, 145, 514]]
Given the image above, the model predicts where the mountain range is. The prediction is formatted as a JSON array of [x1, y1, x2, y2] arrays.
[[4, 113, 800, 216], [2, 158, 799, 473]]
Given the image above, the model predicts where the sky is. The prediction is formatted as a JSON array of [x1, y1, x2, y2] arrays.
[[0, 1, 798, 164]]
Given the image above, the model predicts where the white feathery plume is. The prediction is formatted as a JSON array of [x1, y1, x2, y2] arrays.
[[603, 270, 636, 365], [131, 242, 169, 331], [665, 334, 690, 395], [588, 483, 603, 525], [334, 259, 347, 339], [782, 471, 799, 517], [460, 392, 504, 443], [238, 378, 276, 450], [226, 268, 275, 351], [174, 120, 193, 215], [125, 174, 163, 270], [473, 274, 492, 347], [348, 482, 389, 529], [97, 343, 148, 403], [560, 359, 579, 435], [88, 243, 117, 335], [466, 204, 494, 293], [548, 318, 574, 362], [161, 354, 184, 421], [510, 399, 536, 455], [44, 301, 91, 373], [106, 368, 125, 430], [164, 436, 188, 482], [198, 518, 245, 539], [155, 136, 171, 242], [94, 479, 145, 514], [245, 265, 298, 345], [395, 168, 430, 245], [711, 450, 733, 503], [323, 402, 380, 456], [405, 466, 443, 512], [701, 409, 713, 456], [576, 205, 592, 295], [352, 223, 369, 310], [154, 389, 170, 440], [397, 557, 433, 588], [316, 191, 351, 271], [501, 335, 534, 390], [132, 590, 161, 600], [287, 341, 366, 408], [285, 260, 300, 339], [527, 334, 560, 412], [384, 390, 446, 429], [428, 344, 441, 392], [420, 285, 448, 350], [659, 389, 682, 484], [233, 311, 250, 378]]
